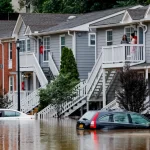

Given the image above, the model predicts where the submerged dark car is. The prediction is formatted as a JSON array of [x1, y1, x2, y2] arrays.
[[76, 110, 150, 130]]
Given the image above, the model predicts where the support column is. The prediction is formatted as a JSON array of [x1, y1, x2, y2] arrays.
[[145, 68, 148, 80], [86, 101, 89, 111], [103, 69, 106, 107], [80, 106, 83, 116], [33, 71, 36, 91]]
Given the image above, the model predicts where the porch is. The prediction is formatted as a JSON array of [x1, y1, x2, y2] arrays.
[[102, 44, 145, 68]]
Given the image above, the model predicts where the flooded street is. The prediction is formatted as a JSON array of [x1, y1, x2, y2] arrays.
[[0, 119, 150, 150]]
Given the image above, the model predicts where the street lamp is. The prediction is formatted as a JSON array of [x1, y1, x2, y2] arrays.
[[16, 39, 20, 111]]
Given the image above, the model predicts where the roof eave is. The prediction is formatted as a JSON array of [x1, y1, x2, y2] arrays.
[[90, 20, 140, 29]]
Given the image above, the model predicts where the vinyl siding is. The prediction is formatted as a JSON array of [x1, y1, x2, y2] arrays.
[[76, 32, 95, 79], [145, 24, 150, 63], [97, 26, 124, 58], [41, 33, 72, 69], [18, 22, 35, 53]]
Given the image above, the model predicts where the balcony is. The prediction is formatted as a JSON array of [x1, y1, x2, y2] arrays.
[[102, 44, 145, 68]]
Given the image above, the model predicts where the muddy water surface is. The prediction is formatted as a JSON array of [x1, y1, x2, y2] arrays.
[[0, 119, 150, 150]]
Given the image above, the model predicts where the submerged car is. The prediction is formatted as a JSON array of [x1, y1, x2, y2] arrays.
[[0, 109, 35, 120], [76, 109, 150, 130]]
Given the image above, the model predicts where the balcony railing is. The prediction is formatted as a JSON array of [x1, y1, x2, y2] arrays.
[[102, 44, 145, 64]]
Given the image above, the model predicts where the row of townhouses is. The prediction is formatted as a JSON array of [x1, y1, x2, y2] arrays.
[[0, 5, 150, 118]]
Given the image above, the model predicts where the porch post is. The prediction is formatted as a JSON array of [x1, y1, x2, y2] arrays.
[[145, 68, 148, 80], [86, 100, 89, 111], [33, 71, 36, 91], [103, 69, 106, 107]]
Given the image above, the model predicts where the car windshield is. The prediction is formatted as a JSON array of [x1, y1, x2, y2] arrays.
[[79, 111, 97, 121]]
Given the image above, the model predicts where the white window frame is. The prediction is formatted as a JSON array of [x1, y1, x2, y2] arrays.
[[19, 39, 26, 52], [43, 36, 50, 62], [124, 26, 134, 43], [26, 38, 31, 52], [60, 35, 65, 57], [9, 42, 12, 60], [88, 33, 96, 46], [9, 76, 14, 93], [106, 29, 113, 46]]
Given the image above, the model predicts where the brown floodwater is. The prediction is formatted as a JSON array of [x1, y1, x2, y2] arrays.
[[0, 118, 150, 150]]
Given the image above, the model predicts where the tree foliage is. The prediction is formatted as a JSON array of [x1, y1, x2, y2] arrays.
[[18, 0, 150, 13], [60, 47, 79, 81], [116, 65, 149, 113], [39, 74, 78, 117], [0, 0, 14, 13]]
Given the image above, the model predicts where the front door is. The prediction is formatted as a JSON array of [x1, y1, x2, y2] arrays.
[[138, 27, 144, 44]]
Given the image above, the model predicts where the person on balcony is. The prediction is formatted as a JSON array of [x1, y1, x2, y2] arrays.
[[130, 33, 137, 61], [121, 34, 128, 44]]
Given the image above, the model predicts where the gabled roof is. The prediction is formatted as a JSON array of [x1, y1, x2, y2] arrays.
[[90, 14, 124, 26], [39, 6, 134, 34], [0, 21, 16, 39], [127, 7, 147, 20], [21, 13, 78, 32]]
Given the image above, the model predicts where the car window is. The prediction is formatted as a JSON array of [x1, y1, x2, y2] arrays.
[[0, 111, 3, 117], [98, 115, 110, 122], [3, 111, 20, 117], [113, 113, 129, 123], [79, 111, 97, 121], [130, 113, 149, 125]]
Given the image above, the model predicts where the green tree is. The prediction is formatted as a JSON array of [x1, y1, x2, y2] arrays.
[[0, 0, 13, 13], [116, 65, 149, 113], [39, 74, 78, 118], [60, 47, 79, 81]]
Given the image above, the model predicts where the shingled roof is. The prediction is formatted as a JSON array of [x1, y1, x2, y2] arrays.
[[40, 6, 133, 33], [20, 13, 79, 32], [0, 21, 16, 39], [127, 7, 147, 20], [90, 6, 148, 27]]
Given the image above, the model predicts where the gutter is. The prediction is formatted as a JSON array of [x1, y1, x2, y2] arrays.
[[68, 31, 76, 59], [0, 40, 4, 95]]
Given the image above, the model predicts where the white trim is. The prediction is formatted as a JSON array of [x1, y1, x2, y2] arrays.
[[121, 11, 133, 24], [88, 33, 96, 46], [106, 29, 113, 46], [59, 34, 65, 58], [73, 32, 76, 59], [8, 42, 12, 60], [95, 32, 97, 62], [137, 25, 144, 44], [9, 76, 14, 93], [144, 5, 150, 19], [43, 36, 51, 62], [24, 26, 32, 36], [26, 38, 31, 52]]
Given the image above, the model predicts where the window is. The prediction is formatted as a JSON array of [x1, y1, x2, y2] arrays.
[[125, 27, 134, 42], [43, 37, 50, 61], [20, 40, 26, 52], [26, 39, 30, 51], [130, 113, 149, 125], [3, 111, 20, 117], [106, 30, 113, 46], [89, 33, 96, 46], [79, 111, 97, 121], [60, 35, 65, 53], [9, 43, 12, 60], [98, 115, 110, 122], [113, 113, 129, 123], [9, 76, 14, 93]]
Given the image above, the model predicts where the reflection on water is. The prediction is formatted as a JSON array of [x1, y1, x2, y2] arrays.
[[0, 119, 150, 150]]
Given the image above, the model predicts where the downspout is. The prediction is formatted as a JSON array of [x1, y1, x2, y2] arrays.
[[0, 40, 4, 96], [68, 30, 76, 59], [140, 22, 148, 63]]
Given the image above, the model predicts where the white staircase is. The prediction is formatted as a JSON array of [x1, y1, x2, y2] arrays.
[[7, 52, 59, 113], [38, 53, 117, 118]]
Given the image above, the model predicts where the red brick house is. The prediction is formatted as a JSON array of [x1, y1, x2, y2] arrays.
[[0, 21, 16, 96]]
